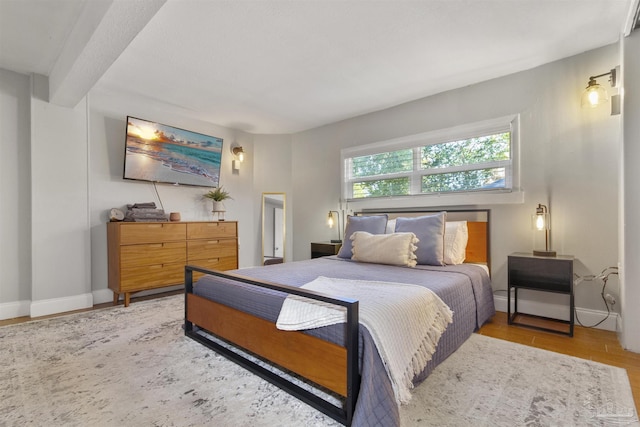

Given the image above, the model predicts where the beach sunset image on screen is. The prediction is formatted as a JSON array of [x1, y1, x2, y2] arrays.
[[123, 116, 223, 188]]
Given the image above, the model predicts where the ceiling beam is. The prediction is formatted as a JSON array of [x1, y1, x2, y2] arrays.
[[624, 0, 640, 35], [49, 0, 166, 108]]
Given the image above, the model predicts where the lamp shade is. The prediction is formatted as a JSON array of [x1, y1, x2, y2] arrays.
[[327, 210, 342, 243], [232, 146, 244, 162], [532, 212, 550, 231], [531, 203, 555, 257], [582, 80, 609, 108]]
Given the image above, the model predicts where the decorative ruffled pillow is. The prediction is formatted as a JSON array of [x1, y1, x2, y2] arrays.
[[350, 231, 419, 267]]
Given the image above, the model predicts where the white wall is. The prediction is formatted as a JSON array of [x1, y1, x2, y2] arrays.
[[0, 69, 31, 317], [291, 44, 622, 321], [30, 74, 92, 316], [1, 71, 94, 318], [252, 134, 293, 262], [621, 30, 640, 352]]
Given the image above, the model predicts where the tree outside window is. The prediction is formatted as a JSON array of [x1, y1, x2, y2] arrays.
[[346, 131, 511, 199]]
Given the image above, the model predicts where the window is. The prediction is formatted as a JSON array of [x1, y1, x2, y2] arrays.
[[342, 115, 519, 203]]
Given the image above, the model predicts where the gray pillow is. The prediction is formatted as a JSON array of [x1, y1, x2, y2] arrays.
[[337, 215, 388, 259], [394, 212, 446, 265]]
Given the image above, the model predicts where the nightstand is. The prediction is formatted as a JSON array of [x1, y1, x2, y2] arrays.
[[507, 252, 575, 336], [311, 242, 342, 259]]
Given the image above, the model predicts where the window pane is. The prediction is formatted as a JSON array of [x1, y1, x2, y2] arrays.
[[351, 149, 413, 178], [421, 168, 505, 193], [421, 132, 510, 169], [352, 177, 410, 198]]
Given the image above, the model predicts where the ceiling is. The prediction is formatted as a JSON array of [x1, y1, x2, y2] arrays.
[[0, 0, 637, 134]]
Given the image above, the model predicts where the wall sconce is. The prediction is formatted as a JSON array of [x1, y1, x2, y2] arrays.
[[230, 143, 244, 171], [531, 203, 556, 257], [581, 68, 617, 108], [327, 210, 342, 243]]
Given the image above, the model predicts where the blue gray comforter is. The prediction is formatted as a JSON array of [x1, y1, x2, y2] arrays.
[[192, 256, 495, 426]]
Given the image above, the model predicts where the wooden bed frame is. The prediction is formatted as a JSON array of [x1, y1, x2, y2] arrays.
[[185, 269, 360, 423], [184, 209, 490, 426]]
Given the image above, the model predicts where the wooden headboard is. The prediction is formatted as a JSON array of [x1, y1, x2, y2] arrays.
[[465, 221, 488, 264], [354, 209, 490, 266]]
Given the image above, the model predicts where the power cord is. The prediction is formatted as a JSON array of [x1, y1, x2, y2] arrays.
[[574, 266, 618, 328], [153, 182, 165, 212]]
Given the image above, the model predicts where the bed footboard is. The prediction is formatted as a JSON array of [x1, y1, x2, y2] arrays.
[[184, 265, 360, 426]]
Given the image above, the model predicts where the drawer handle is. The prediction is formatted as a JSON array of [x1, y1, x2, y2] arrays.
[[207, 240, 220, 244]]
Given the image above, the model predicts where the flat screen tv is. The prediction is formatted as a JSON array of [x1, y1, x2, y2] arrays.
[[123, 116, 223, 188]]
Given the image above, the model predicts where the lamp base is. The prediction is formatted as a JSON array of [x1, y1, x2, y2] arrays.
[[533, 249, 557, 257], [330, 239, 342, 244]]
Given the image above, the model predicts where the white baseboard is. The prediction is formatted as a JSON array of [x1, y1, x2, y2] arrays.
[[2, 287, 183, 321], [30, 293, 93, 318], [92, 288, 115, 305], [0, 300, 31, 320], [493, 295, 618, 332]]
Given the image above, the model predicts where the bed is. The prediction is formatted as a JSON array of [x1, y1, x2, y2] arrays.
[[184, 210, 495, 426]]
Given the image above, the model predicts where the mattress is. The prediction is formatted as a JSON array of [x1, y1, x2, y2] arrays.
[[191, 256, 495, 426]]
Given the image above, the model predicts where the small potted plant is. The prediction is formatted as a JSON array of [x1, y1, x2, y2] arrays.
[[204, 187, 232, 219]]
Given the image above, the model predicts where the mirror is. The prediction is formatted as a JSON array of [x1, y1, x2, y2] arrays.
[[262, 193, 285, 265]]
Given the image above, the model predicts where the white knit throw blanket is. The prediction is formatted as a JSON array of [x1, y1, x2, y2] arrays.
[[276, 276, 454, 404]]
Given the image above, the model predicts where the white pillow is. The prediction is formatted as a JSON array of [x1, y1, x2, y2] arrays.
[[351, 231, 418, 267], [444, 221, 468, 265], [385, 218, 396, 234]]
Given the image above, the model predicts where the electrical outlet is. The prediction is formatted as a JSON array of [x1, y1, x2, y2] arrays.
[[605, 293, 616, 305]]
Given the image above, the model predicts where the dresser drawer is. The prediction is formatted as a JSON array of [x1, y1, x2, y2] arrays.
[[187, 222, 237, 239], [120, 242, 186, 269], [190, 256, 238, 272], [187, 239, 237, 260], [119, 223, 186, 244], [120, 262, 185, 291], [189, 256, 238, 281]]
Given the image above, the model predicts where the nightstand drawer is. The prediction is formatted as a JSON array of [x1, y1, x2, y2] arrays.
[[508, 256, 573, 292], [311, 242, 342, 258]]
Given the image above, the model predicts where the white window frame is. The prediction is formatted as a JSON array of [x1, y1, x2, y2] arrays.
[[341, 115, 522, 209]]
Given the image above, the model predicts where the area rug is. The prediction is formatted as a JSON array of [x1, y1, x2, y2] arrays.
[[1, 295, 637, 427]]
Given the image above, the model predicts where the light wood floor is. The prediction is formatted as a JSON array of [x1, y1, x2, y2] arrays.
[[2, 293, 638, 411]]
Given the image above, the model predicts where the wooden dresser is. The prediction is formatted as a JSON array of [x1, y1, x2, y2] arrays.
[[107, 221, 238, 306]]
